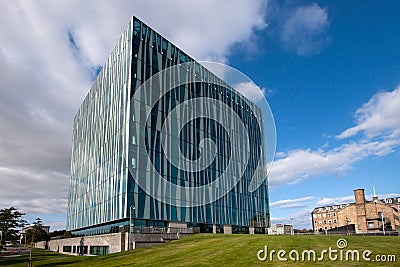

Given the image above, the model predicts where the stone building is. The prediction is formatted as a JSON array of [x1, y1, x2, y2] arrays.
[[383, 197, 400, 224], [267, 224, 293, 235], [22, 225, 50, 234], [312, 189, 399, 234]]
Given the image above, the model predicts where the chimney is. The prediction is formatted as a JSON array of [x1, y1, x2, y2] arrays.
[[353, 188, 367, 233], [354, 189, 366, 204]]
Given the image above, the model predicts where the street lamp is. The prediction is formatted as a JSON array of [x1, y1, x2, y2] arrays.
[[129, 206, 135, 250], [290, 217, 294, 235], [19, 233, 23, 251], [379, 211, 385, 235]]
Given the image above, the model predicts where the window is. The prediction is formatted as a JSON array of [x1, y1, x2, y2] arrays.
[[179, 52, 187, 63], [333, 219, 337, 223], [77, 246, 88, 255], [323, 213, 326, 218], [142, 25, 147, 39], [133, 20, 140, 37], [333, 212, 336, 216], [323, 220, 326, 224], [368, 222, 374, 229], [131, 158, 136, 168], [62, 246, 72, 253], [162, 40, 168, 53], [90, 246, 109, 255]]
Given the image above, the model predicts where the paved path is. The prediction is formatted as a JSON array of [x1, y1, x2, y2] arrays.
[[0, 246, 31, 262]]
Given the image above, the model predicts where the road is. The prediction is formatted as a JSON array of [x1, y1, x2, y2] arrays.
[[0, 246, 31, 262]]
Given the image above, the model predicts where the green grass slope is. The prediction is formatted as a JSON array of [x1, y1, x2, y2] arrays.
[[2, 234, 399, 266]]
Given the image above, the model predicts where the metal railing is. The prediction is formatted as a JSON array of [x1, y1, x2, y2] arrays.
[[316, 231, 399, 236], [130, 226, 200, 234]]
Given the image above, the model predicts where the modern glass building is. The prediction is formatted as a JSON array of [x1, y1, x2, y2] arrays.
[[67, 16, 270, 235]]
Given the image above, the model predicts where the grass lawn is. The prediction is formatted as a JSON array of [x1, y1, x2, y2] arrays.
[[1, 234, 399, 266]]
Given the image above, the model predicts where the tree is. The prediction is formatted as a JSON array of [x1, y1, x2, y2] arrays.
[[32, 217, 43, 228], [49, 230, 73, 238], [25, 218, 50, 244], [49, 229, 65, 238], [0, 207, 26, 244]]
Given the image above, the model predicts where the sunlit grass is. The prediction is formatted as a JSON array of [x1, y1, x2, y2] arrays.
[[2, 234, 399, 266]]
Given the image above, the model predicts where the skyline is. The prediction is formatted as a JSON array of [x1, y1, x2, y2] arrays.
[[0, 0, 399, 230]]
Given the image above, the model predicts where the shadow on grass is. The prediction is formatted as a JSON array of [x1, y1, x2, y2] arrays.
[[0, 250, 84, 267], [35, 260, 86, 267]]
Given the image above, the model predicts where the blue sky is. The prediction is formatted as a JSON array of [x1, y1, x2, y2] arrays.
[[0, 0, 399, 230], [238, 0, 400, 227]]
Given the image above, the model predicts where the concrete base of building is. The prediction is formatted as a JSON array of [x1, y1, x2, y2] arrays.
[[38, 225, 198, 255], [168, 221, 187, 229], [38, 222, 264, 255], [223, 225, 232, 234], [36, 232, 127, 255], [212, 224, 217, 234]]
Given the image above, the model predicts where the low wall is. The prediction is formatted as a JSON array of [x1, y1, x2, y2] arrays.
[[35, 241, 47, 249], [35, 226, 197, 255], [45, 232, 126, 255]]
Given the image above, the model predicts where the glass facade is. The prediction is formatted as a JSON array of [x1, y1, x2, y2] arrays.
[[67, 16, 270, 235], [90, 246, 109, 255]]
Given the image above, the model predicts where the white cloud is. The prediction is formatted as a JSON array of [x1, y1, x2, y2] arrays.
[[271, 208, 313, 230], [271, 192, 400, 229], [337, 86, 400, 139], [270, 196, 315, 208], [279, 3, 330, 56], [0, 1, 268, 227], [269, 138, 400, 188], [315, 195, 354, 207], [234, 82, 269, 104], [270, 196, 317, 229], [0, 167, 68, 214], [316, 192, 400, 207], [47, 221, 67, 231], [134, 0, 268, 62], [269, 87, 400, 188]]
